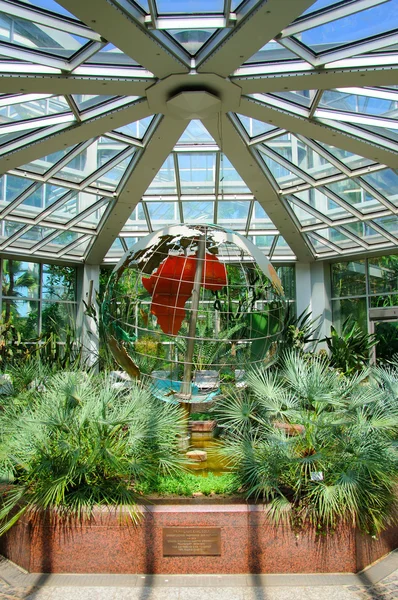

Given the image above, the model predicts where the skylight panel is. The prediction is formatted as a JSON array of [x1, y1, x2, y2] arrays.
[[326, 178, 387, 214], [249, 201, 275, 230], [182, 200, 214, 221], [0, 95, 70, 123], [319, 89, 398, 119], [10, 225, 56, 249], [0, 174, 32, 208], [167, 29, 216, 54], [236, 115, 277, 138], [155, 0, 224, 14], [18, 0, 76, 18], [147, 156, 177, 195], [288, 200, 323, 227], [294, 0, 398, 54], [85, 43, 140, 66], [316, 141, 375, 170], [218, 200, 250, 224], [115, 117, 154, 140], [361, 169, 398, 206], [343, 221, 389, 245], [178, 152, 216, 194], [258, 148, 307, 189], [244, 41, 298, 64], [250, 235, 275, 252], [146, 201, 180, 226], [20, 145, 79, 175], [10, 184, 69, 219], [290, 189, 352, 221], [72, 95, 117, 111], [373, 214, 398, 236], [178, 120, 215, 143], [313, 226, 362, 250], [301, 0, 346, 16], [220, 157, 250, 194]]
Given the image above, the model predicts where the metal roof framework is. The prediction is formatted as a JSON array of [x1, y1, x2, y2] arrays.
[[0, 0, 396, 265]]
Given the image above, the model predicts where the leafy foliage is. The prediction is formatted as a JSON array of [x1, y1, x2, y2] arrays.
[[0, 372, 185, 533], [324, 317, 377, 375], [215, 352, 398, 534], [137, 472, 239, 497]]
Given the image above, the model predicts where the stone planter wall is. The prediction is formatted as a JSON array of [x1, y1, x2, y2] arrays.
[[0, 504, 397, 575]]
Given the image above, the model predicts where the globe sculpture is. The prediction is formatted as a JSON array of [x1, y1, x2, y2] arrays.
[[101, 224, 286, 406]]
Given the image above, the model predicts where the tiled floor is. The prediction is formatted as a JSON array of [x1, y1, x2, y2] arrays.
[[0, 552, 396, 600]]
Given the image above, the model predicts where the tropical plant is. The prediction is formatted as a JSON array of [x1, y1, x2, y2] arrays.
[[324, 317, 377, 375], [277, 305, 320, 356], [0, 371, 185, 534], [215, 351, 398, 535]]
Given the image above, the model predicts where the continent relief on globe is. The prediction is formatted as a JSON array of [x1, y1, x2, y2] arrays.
[[142, 252, 227, 335]]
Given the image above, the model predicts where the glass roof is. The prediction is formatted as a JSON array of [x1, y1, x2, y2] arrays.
[[0, 0, 397, 264]]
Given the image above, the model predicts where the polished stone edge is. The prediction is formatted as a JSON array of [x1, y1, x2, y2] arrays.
[[0, 550, 396, 589]]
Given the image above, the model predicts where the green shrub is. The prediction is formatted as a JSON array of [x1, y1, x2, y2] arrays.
[[217, 351, 398, 535], [0, 371, 185, 533], [137, 471, 239, 497]]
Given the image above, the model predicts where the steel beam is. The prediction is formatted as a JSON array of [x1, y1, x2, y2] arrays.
[[197, 0, 315, 76], [202, 114, 313, 261], [233, 64, 398, 93], [0, 98, 152, 173], [57, 0, 189, 77], [86, 117, 188, 264], [239, 97, 398, 169]]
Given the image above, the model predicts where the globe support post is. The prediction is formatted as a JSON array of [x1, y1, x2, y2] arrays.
[[178, 235, 206, 412]]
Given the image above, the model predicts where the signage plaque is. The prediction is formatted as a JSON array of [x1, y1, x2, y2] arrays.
[[163, 527, 221, 556]]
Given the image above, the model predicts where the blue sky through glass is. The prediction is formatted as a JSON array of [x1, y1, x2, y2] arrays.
[[18, 0, 75, 18], [297, 0, 398, 51], [156, 0, 224, 14]]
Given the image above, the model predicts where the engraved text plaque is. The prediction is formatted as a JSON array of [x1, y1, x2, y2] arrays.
[[163, 527, 221, 556]]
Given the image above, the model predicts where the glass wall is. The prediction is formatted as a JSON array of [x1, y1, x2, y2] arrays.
[[331, 255, 398, 359], [1, 260, 77, 341]]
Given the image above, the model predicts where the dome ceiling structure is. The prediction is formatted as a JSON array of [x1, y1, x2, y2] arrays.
[[0, 0, 397, 265]]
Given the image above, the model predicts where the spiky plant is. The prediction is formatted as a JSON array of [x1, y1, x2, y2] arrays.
[[217, 352, 398, 535], [0, 371, 185, 534]]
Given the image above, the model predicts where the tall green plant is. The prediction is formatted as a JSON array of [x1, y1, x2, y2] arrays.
[[0, 372, 185, 533], [325, 317, 377, 375]]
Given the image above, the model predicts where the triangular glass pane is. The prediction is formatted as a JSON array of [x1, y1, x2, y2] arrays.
[[183, 201, 214, 222], [292, 189, 351, 221], [115, 117, 154, 140], [0, 96, 70, 123], [20, 145, 78, 175], [314, 227, 361, 249], [134, 1, 149, 11], [258, 148, 306, 188], [147, 155, 177, 195], [146, 201, 180, 228], [288, 200, 322, 227], [12, 184, 69, 218], [167, 29, 216, 54], [295, 2, 398, 54], [316, 141, 375, 170], [156, 0, 224, 14], [0, 174, 32, 209], [343, 222, 388, 245], [237, 114, 276, 138], [373, 215, 398, 236], [250, 201, 275, 229], [220, 157, 250, 194], [218, 200, 250, 226], [178, 120, 215, 143], [10, 226, 55, 249], [319, 90, 398, 119], [306, 233, 335, 254], [362, 170, 398, 207], [86, 43, 139, 66], [123, 205, 148, 232], [325, 179, 385, 214], [92, 155, 134, 191], [122, 237, 139, 249], [72, 95, 116, 111], [178, 152, 216, 194], [354, 124, 398, 142], [0, 12, 91, 59], [245, 41, 298, 65], [0, 220, 26, 242]]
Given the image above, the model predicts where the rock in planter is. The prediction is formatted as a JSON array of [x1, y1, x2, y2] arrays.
[[186, 450, 207, 462], [189, 420, 216, 433]]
